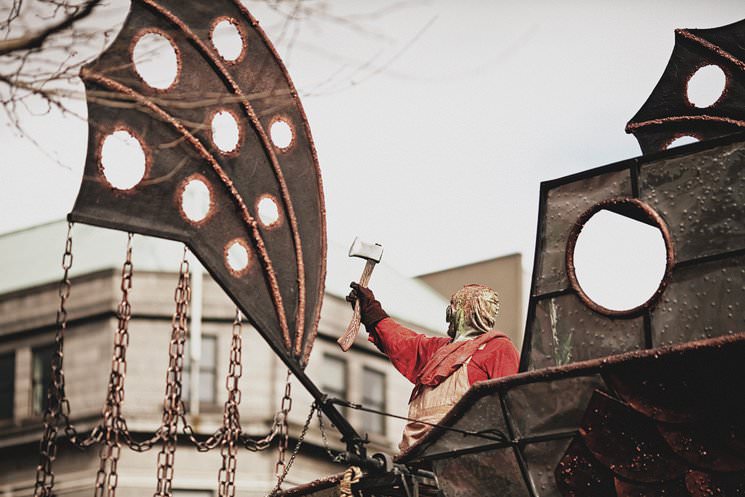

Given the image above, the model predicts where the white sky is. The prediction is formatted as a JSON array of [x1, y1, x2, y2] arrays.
[[2, 0, 745, 293]]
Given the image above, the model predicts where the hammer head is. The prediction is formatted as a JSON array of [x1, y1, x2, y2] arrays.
[[348, 237, 383, 263]]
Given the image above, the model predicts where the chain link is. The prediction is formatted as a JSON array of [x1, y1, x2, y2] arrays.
[[274, 370, 293, 481], [34, 223, 75, 497], [94, 233, 134, 497], [268, 403, 316, 497], [217, 309, 244, 497], [316, 405, 344, 463], [154, 250, 190, 497]]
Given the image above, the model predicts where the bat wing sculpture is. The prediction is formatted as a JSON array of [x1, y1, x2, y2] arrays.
[[627, 18, 745, 154], [71, 0, 325, 369]]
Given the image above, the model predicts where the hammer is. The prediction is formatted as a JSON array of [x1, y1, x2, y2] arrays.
[[337, 237, 383, 351]]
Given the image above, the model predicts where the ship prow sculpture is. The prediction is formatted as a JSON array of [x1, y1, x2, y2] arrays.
[[282, 17, 745, 497], [32, 6, 744, 497]]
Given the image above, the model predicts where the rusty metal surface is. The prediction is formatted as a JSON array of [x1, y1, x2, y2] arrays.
[[521, 132, 745, 373], [626, 19, 745, 154], [70, 0, 325, 370], [390, 333, 745, 497]]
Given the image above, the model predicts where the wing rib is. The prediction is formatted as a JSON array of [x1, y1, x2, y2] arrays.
[[81, 67, 292, 348]]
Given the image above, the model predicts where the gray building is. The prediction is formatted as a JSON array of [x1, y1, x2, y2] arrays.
[[0, 221, 451, 496]]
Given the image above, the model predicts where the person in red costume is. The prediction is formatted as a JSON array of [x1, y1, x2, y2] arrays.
[[347, 282, 519, 451]]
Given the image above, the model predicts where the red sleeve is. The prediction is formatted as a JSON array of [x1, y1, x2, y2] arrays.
[[468, 337, 520, 384], [368, 317, 450, 384]]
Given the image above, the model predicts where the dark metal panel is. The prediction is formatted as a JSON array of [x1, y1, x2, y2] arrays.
[[638, 141, 745, 263], [528, 294, 645, 371], [505, 375, 605, 438], [651, 252, 745, 346], [626, 19, 745, 154], [433, 448, 531, 497], [613, 477, 690, 497], [522, 438, 573, 497], [578, 391, 688, 483], [533, 169, 632, 297], [685, 470, 745, 497], [415, 393, 510, 459], [555, 438, 616, 497]]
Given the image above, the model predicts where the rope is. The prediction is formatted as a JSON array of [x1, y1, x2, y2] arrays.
[[338, 466, 362, 497]]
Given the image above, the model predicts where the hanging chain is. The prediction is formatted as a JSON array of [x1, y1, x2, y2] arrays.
[[316, 405, 343, 463], [94, 233, 134, 497], [154, 250, 190, 497], [274, 370, 293, 481], [268, 403, 316, 497], [34, 223, 75, 497], [217, 309, 244, 497]]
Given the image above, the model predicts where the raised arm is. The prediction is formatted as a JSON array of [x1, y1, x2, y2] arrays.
[[348, 283, 449, 384]]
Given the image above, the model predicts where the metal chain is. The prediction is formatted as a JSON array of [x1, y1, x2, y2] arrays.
[[217, 309, 244, 497], [94, 233, 134, 497], [268, 403, 316, 497], [274, 370, 293, 481], [154, 250, 190, 497], [316, 405, 343, 463], [34, 223, 75, 497]]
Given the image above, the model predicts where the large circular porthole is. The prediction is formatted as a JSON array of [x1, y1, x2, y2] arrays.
[[566, 198, 674, 316]]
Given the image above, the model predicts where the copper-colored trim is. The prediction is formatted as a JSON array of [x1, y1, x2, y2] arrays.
[[129, 28, 182, 92], [207, 107, 244, 156], [138, 0, 306, 356], [677, 28, 745, 73], [209, 16, 248, 65], [268, 115, 296, 152], [176, 173, 216, 226], [81, 67, 292, 349], [626, 114, 745, 132], [255, 193, 283, 230], [565, 197, 675, 318], [224, 238, 253, 277], [96, 125, 152, 193], [278, 473, 344, 497], [232, 1, 326, 364]]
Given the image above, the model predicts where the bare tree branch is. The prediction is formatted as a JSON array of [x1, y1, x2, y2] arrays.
[[0, 0, 101, 56]]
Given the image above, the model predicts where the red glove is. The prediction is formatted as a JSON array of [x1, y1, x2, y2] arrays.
[[346, 282, 388, 330]]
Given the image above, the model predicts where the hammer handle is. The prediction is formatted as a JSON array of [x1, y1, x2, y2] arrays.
[[337, 259, 376, 351]]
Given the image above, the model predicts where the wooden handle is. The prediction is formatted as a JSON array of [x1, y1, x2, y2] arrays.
[[337, 260, 376, 351]]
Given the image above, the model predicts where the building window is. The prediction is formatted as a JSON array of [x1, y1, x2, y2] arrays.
[[182, 335, 217, 405], [32, 345, 55, 416], [321, 354, 348, 413], [0, 352, 15, 420], [361, 367, 386, 435]]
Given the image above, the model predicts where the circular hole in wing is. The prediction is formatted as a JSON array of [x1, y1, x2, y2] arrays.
[[100, 130, 147, 190], [212, 18, 244, 62], [570, 202, 670, 314], [687, 65, 726, 108], [132, 32, 179, 90], [666, 135, 699, 149], [270, 118, 294, 150], [211, 110, 241, 153], [181, 177, 211, 223], [257, 195, 280, 227], [225, 239, 250, 275]]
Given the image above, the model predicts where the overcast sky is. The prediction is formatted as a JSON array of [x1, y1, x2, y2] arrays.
[[2, 0, 745, 288]]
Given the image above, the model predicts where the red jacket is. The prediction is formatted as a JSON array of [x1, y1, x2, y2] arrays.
[[368, 317, 519, 387]]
